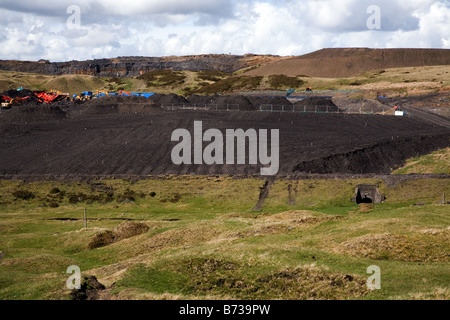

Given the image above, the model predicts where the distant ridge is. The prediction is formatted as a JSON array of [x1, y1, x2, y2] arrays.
[[1, 48, 449, 79], [245, 48, 450, 78], [0, 54, 280, 77]]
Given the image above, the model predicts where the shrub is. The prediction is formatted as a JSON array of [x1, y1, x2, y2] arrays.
[[67, 192, 88, 204], [268, 75, 305, 89], [137, 70, 186, 87], [197, 70, 229, 82], [12, 190, 35, 200], [49, 187, 61, 194], [196, 76, 262, 94], [116, 188, 137, 203]]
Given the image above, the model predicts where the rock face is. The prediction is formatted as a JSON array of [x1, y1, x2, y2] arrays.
[[0, 55, 252, 77]]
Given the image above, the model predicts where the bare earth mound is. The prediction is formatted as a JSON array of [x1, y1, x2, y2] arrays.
[[246, 48, 450, 78], [330, 232, 449, 262]]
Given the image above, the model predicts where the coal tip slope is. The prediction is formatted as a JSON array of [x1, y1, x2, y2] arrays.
[[0, 98, 449, 178]]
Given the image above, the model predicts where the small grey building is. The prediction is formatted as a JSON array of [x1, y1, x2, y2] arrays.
[[352, 184, 385, 204]]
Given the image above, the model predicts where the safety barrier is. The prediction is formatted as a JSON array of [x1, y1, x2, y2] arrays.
[[161, 104, 406, 116]]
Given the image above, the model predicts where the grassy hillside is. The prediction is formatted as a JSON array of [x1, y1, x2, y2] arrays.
[[392, 148, 450, 175], [2, 64, 450, 97], [0, 177, 448, 300]]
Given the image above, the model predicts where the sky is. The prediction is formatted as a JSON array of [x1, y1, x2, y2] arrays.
[[0, 0, 449, 62]]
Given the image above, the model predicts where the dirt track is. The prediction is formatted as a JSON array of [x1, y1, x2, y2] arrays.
[[0, 97, 449, 178], [377, 94, 450, 127]]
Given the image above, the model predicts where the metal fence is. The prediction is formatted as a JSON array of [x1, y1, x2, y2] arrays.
[[162, 104, 242, 111], [161, 104, 407, 116], [259, 104, 341, 113]]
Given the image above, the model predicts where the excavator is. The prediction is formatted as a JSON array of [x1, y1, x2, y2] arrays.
[[119, 90, 131, 96]]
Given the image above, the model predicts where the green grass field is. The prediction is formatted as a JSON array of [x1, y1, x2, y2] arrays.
[[0, 176, 448, 300]]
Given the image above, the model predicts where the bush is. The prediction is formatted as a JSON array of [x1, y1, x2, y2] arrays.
[[12, 190, 35, 200], [197, 70, 229, 82], [268, 75, 305, 89], [196, 76, 262, 94], [49, 187, 61, 194], [116, 188, 137, 203], [67, 192, 88, 204], [137, 70, 186, 87]]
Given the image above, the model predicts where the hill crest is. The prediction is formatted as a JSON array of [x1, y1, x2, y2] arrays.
[[245, 48, 450, 78]]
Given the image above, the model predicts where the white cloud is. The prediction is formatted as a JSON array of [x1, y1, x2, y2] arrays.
[[0, 0, 449, 61]]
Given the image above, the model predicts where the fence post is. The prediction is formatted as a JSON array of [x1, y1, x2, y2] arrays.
[[84, 208, 87, 231]]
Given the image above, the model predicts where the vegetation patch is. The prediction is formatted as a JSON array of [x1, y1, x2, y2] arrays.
[[118, 257, 368, 300], [331, 232, 450, 262], [268, 75, 305, 89], [196, 71, 230, 82], [12, 190, 35, 200], [137, 70, 186, 87], [393, 148, 450, 175], [196, 76, 263, 94]]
